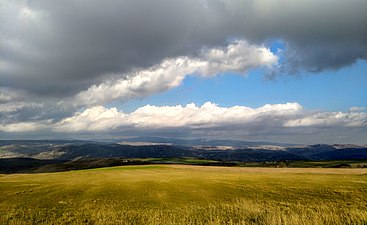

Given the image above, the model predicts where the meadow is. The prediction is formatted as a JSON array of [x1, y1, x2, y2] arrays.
[[0, 165, 366, 224]]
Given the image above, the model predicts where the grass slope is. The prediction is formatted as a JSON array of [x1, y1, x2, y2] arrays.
[[0, 165, 366, 224]]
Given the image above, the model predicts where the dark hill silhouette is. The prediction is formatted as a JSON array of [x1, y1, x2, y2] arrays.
[[0, 139, 366, 173]]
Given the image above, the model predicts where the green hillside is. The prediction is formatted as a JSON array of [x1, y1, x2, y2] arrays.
[[1, 165, 366, 224]]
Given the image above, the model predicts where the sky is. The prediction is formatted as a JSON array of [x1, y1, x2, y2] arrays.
[[0, 0, 366, 144]]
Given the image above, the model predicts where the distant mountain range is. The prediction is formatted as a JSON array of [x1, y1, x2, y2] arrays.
[[0, 138, 366, 173]]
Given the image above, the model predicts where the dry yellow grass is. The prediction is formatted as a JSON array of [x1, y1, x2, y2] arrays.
[[0, 165, 366, 224]]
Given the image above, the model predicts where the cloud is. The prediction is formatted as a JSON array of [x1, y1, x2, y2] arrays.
[[224, 0, 367, 73], [54, 102, 302, 132], [54, 102, 366, 133], [3, 101, 366, 144], [0, 0, 233, 96], [126, 102, 301, 129], [73, 40, 277, 106], [2, 101, 365, 134], [0, 101, 43, 113], [0, 122, 47, 132], [0, 93, 12, 103], [0, 88, 23, 103], [350, 106, 366, 112], [54, 106, 125, 132], [1, 0, 366, 97], [284, 112, 367, 127]]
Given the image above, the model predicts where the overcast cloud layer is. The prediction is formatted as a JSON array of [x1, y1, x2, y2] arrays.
[[0, 0, 367, 143]]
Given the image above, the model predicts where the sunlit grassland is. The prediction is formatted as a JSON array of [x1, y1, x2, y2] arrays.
[[0, 165, 366, 224]]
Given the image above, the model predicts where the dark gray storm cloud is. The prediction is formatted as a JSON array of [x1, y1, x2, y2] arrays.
[[228, 0, 367, 74], [0, 0, 233, 96], [1, 0, 366, 97]]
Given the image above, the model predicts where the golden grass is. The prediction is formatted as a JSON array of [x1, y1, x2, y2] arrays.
[[0, 165, 366, 224]]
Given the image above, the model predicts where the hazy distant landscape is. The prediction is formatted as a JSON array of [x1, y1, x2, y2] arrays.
[[1, 138, 366, 173]]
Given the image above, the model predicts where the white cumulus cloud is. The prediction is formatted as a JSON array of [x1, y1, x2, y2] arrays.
[[53, 102, 367, 133], [74, 40, 277, 106], [4, 101, 366, 145], [54, 102, 302, 132], [54, 106, 126, 132]]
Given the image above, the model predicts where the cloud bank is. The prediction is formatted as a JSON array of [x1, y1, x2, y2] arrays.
[[52, 103, 367, 132], [54, 102, 302, 132], [1, 100, 366, 143], [0, 102, 360, 144]]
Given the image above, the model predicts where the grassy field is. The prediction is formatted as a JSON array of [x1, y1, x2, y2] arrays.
[[0, 165, 366, 224]]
